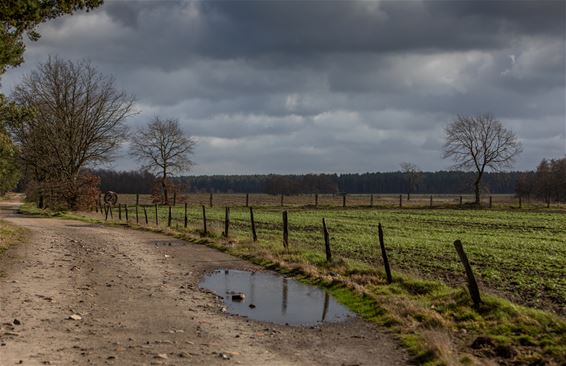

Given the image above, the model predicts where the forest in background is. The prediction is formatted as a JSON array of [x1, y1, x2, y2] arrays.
[[93, 169, 523, 195]]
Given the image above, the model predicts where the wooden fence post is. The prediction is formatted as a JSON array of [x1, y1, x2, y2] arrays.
[[519, 196, 522, 209], [250, 207, 257, 242], [184, 203, 188, 228], [245, 193, 249, 207], [136, 193, 139, 206], [118, 204, 122, 220], [453, 240, 481, 310], [173, 192, 177, 206], [429, 195, 433, 208], [167, 206, 172, 227], [322, 218, 331, 262], [154, 204, 159, 226], [489, 196, 493, 209], [315, 193, 318, 207], [143, 206, 148, 224], [342, 194, 346, 208], [280, 194, 284, 207], [370, 193, 374, 207], [125, 204, 129, 222], [223, 207, 230, 237], [378, 223, 393, 284], [282, 210, 289, 249], [202, 205, 207, 234], [460, 196, 463, 208], [209, 193, 213, 208], [399, 194, 402, 208]]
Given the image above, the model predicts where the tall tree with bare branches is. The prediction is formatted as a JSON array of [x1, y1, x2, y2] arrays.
[[129, 117, 195, 204], [400, 162, 422, 200], [443, 114, 522, 205], [9, 57, 135, 208]]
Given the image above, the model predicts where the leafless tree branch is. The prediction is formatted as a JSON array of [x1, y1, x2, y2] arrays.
[[442, 114, 522, 204], [129, 116, 196, 204]]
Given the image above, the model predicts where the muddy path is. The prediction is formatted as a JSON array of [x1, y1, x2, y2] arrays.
[[0, 204, 407, 365]]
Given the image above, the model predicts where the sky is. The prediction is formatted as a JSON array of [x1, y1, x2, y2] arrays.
[[2, 0, 565, 175]]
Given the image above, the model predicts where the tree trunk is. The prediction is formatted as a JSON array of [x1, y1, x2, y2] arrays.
[[161, 174, 168, 205], [474, 171, 483, 205], [38, 192, 44, 209], [67, 175, 80, 210]]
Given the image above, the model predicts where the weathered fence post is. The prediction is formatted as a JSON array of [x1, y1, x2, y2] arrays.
[[155, 204, 159, 226], [223, 207, 230, 237], [282, 210, 289, 249], [167, 206, 172, 227], [370, 193, 374, 207], [250, 207, 257, 242], [378, 223, 393, 284], [489, 196, 493, 209], [342, 194, 346, 208], [315, 193, 318, 207], [322, 218, 331, 262], [125, 204, 129, 222], [209, 193, 213, 208], [184, 203, 188, 228], [173, 192, 177, 206], [202, 205, 207, 234], [118, 204, 122, 220], [143, 206, 148, 225], [519, 196, 522, 209], [135, 193, 139, 206], [280, 194, 284, 207], [245, 193, 249, 207], [429, 195, 433, 208], [453, 240, 481, 310], [459, 196, 463, 208], [399, 194, 402, 208]]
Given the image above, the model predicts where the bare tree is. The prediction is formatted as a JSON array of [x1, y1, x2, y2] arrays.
[[400, 162, 422, 200], [129, 117, 195, 204], [9, 57, 135, 209], [443, 114, 522, 205]]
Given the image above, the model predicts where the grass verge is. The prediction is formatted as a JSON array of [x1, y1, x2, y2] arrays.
[[20, 203, 566, 366], [0, 219, 27, 260]]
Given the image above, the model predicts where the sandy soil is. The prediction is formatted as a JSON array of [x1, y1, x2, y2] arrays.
[[0, 203, 408, 365]]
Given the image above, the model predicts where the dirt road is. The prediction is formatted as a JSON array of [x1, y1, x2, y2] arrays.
[[0, 204, 407, 365]]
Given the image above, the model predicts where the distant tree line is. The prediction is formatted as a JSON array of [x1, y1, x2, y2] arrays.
[[92, 169, 156, 194], [91, 170, 527, 195], [515, 157, 566, 203]]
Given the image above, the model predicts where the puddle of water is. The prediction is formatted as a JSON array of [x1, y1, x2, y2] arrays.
[[199, 269, 354, 326]]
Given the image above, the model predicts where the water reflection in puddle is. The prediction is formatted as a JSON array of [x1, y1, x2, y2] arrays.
[[199, 269, 354, 326]]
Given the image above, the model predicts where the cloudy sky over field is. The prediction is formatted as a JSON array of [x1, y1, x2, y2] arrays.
[[2, 0, 565, 174]]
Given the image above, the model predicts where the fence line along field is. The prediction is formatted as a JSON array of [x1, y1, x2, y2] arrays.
[[117, 193, 556, 209], [98, 195, 565, 316]]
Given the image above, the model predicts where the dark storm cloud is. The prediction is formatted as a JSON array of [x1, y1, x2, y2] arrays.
[[1, 0, 564, 174]]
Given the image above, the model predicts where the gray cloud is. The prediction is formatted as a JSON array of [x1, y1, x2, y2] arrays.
[[1, 0, 564, 174]]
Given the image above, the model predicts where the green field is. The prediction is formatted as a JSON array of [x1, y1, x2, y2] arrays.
[[105, 203, 565, 315]]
